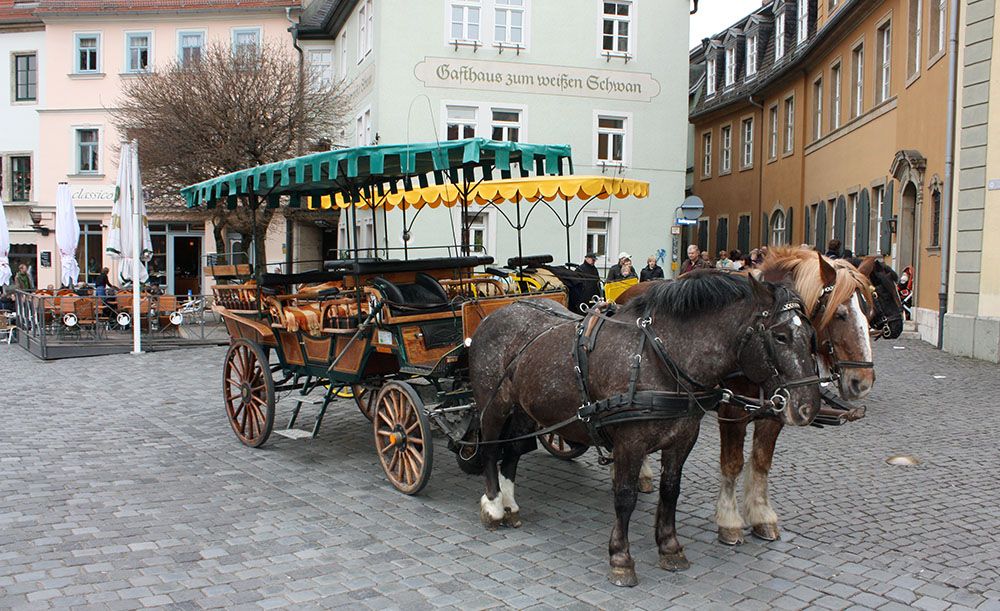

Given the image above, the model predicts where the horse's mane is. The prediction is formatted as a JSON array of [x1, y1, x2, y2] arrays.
[[762, 247, 871, 330], [624, 269, 760, 318]]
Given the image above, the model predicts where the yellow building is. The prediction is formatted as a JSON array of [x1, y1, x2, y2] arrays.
[[689, 0, 954, 344]]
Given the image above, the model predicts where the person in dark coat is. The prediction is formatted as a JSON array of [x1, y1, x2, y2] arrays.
[[825, 239, 842, 259], [578, 253, 600, 278], [680, 245, 709, 275], [606, 252, 637, 282], [640, 256, 664, 282]]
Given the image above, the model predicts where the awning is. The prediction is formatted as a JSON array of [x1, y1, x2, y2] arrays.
[[181, 138, 573, 209], [311, 175, 650, 210]]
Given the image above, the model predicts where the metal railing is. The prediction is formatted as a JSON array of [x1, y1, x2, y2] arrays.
[[9, 290, 229, 359]]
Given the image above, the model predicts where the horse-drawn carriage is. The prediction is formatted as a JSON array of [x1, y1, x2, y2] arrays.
[[182, 138, 647, 494]]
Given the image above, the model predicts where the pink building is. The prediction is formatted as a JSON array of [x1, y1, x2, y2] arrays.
[[30, 0, 299, 292]]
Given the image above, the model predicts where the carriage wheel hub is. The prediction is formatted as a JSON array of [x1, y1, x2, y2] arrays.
[[241, 384, 251, 402], [389, 426, 407, 448]]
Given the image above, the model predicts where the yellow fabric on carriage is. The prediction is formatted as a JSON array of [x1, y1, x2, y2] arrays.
[[312, 175, 650, 211]]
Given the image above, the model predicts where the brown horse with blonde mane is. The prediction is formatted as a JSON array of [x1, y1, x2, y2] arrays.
[[617, 247, 875, 544]]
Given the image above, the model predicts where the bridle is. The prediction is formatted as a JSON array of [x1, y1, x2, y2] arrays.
[[810, 281, 875, 378], [867, 285, 903, 340]]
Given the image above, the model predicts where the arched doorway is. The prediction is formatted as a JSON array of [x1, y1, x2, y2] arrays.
[[898, 181, 918, 271]]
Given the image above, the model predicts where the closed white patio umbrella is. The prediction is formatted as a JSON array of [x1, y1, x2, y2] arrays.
[[0, 197, 10, 286], [55, 183, 80, 287], [107, 141, 152, 284]]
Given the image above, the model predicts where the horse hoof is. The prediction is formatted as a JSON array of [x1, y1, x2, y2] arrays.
[[480, 508, 502, 531], [658, 551, 690, 572], [608, 566, 639, 587], [638, 477, 655, 494], [503, 509, 522, 528], [751, 523, 780, 541], [717, 527, 745, 546]]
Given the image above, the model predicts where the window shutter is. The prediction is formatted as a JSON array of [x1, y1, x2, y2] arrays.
[[786, 206, 794, 244], [738, 216, 750, 252], [815, 203, 827, 250], [856, 188, 870, 255], [834, 195, 847, 246], [805, 205, 811, 246], [880, 181, 894, 256], [717, 218, 729, 251], [762, 212, 770, 246]]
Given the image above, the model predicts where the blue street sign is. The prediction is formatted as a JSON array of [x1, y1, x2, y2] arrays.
[[675, 218, 698, 226]]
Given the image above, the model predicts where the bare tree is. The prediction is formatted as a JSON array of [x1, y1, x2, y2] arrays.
[[113, 41, 345, 273]]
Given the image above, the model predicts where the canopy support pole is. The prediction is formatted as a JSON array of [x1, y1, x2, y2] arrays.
[[349, 193, 359, 261], [367, 186, 377, 259], [381, 201, 389, 260], [130, 142, 142, 355], [564, 198, 572, 266], [515, 195, 524, 284]]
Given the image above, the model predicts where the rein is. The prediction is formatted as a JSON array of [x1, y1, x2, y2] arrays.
[[812, 280, 875, 376]]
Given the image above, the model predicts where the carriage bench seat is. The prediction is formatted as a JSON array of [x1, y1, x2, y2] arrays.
[[371, 273, 456, 315], [507, 254, 553, 269]]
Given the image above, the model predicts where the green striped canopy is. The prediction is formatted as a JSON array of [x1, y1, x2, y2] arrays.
[[181, 138, 573, 209]]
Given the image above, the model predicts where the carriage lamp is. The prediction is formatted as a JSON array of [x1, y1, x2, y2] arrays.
[[886, 216, 898, 234]]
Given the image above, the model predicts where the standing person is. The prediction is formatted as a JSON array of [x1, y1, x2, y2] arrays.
[[606, 252, 637, 282], [578, 252, 600, 278], [825, 239, 842, 259], [94, 267, 115, 297], [14, 264, 32, 291], [639, 256, 664, 282], [716, 250, 732, 269], [680, 245, 707, 275]]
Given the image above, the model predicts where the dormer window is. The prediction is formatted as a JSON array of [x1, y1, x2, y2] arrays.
[[745, 34, 757, 78], [706, 56, 716, 96], [797, 0, 809, 46], [725, 46, 736, 87], [775, 10, 786, 59]]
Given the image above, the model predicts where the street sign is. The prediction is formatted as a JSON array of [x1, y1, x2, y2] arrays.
[[675, 218, 698, 226]]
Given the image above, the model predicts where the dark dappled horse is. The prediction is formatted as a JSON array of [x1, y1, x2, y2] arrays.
[[469, 271, 823, 586]]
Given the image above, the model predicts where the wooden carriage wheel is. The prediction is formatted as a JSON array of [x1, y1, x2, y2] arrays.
[[539, 433, 589, 460], [373, 381, 433, 495], [352, 384, 375, 422], [223, 339, 275, 448]]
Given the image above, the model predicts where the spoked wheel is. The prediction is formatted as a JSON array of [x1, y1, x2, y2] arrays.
[[352, 384, 375, 422], [373, 381, 433, 495], [223, 339, 275, 448], [540, 433, 589, 460]]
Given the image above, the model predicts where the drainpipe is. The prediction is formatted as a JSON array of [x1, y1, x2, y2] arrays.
[[286, 7, 304, 274], [749, 95, 765, 245], [938, 0, 960, 349]]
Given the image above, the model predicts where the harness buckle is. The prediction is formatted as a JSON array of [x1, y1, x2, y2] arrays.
[[636, 316, 651, 328], [769, 388, 791, 415], [720, 388, 733, 404]]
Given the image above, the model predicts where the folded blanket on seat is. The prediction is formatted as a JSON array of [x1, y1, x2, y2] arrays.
[[283, 304, 323, 336]]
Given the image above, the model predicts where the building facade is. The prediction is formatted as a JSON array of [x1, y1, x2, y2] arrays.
[[295, 0, 691, 275], [945, 0, 1000, 361], [0, 1, 43, 287], [690, 0, 953, 343]]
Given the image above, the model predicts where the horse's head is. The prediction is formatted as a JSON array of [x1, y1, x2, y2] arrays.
[[809, 255, 876, 400], [857, 257, 904, 339], [736, 275, 822, 427]]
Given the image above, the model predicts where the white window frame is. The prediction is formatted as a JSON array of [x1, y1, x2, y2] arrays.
[[720, 124, 732, 174], [593, 111, 631, 167], [442, 101, 526, 142], [741, 117, 754, 169], [489, 107, 522, 142], [831, 61, 842, 130], [706, 56, 716, 96], [771, 208, 787, 246], [124, 31, 152, 74], [852, 43, 864, 117], [73, 126, 102, 175], [74, 32, 102, 74], [745, 34, 757, 79], [724, 46, 736, 87], [874, 184, 887, 255], [775, 11, 786, 60], [931, 0, 946, 59], [783, 96, 794, 154], [355, 107, 373, 146], [581, 210, 619, 268], [599, 0, 634, 59], [702, 131, 712, 178], [797, 0, 809, 46], [448, 0, 482, 44], [444, 104, 480, 141], [877, 21, 892, 103], [306, 46, 336, 90], [454, 208, 497, 256], [908, 0, 922, 78], [358, 0, 374, 61], [494, 0, 526, 47], [177, 29, 206, 67], [768, 105, 778, 159], [813, 77, 823, 141], [231, 27, 262, 56]]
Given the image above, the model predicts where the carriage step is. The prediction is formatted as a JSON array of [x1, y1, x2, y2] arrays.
[[274, 428, 315, 440], [290, 396, 327, 405]]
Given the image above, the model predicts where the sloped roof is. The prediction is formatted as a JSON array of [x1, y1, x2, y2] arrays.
[[35, 0, 299, 15], [0, 0, 41, 25]]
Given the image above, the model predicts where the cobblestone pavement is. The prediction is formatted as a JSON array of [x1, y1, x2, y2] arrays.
[[1, 338, 999, 610]]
